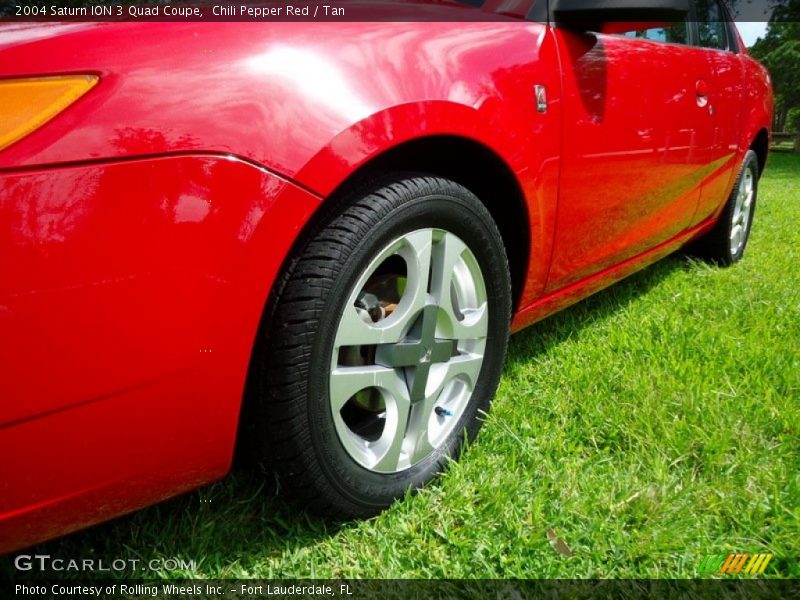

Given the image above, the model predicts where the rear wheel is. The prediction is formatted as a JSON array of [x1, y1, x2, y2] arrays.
[[689, 150, 759, 266], [247, 175, 512, 517]]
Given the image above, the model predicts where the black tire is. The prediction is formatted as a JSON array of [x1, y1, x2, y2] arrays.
[[688, 150, 759, 266], [245, 175, 512, 518]]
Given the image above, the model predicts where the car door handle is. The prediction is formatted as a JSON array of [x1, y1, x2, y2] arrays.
[[696, 80, 710, 108]]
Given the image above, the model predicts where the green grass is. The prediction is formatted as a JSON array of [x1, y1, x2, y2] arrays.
[[9, 154, 800, 580]]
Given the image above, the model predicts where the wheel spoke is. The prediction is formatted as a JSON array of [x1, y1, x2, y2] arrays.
[[372, 397, 412, 471], [442, 352, 484, 388], [334, 306, 400, 346], [408, 407, 437, 465], [735, 185, 745, 218], [334, 230, 433, 348], [388, 228, 434, 331], [329, 365, 405, 412], [730, 223, 743, 252], [449, 304, 489, 341], [430, 231, 466, 308], [330, 364, 413, 473], [430, 232, 488, 342], [742, 174, 754, 214]]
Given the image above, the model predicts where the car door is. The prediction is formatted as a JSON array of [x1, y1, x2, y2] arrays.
[[691, 0, 745, 224], [546, 21, 711, 291]]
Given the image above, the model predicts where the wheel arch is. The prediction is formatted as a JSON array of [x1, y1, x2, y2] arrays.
[[750, 128, 769, 179], [312, 135, 531, 313]]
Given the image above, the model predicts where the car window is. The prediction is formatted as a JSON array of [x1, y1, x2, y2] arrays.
[[621, 22, 689, 45], [695, 0, 730, 50]]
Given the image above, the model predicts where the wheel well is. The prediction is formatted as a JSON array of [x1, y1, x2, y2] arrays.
[[327, 135, 530, 312], [751, 128, 769, 178]]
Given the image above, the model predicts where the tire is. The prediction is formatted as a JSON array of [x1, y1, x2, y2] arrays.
[[246, 175, 512, 518], [688, 150, 759, 266]]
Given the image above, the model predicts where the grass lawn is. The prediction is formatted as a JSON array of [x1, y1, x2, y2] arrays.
[[9, 154, 799, 580]]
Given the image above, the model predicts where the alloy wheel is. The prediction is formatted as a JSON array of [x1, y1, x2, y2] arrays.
[[730, 163, 755, 256], [329, 228, 488, 474]]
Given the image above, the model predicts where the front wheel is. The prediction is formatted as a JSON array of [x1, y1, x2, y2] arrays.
[[689, 150, 759, 266], [247, 175, 512, 518]]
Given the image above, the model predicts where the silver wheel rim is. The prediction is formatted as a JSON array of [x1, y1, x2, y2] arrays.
[[730, 164, 755, 256], [329, 228, 489, 474]]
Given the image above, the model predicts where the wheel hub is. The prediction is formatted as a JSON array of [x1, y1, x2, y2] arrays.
[[376, 303, 456, 403]]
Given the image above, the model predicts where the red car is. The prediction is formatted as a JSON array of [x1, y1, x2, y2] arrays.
[[0, 0, 773, 552]]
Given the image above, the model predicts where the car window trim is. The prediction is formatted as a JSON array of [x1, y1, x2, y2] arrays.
[[689, 0, 741, 54], [527, 0, 741, 55], [607, 29, 690, 48]]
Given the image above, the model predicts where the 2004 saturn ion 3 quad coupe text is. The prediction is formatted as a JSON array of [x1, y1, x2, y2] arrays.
[[0, 0, 773, 552]]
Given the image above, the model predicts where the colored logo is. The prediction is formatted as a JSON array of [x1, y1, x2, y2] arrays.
[[698, 553, 773, 575]]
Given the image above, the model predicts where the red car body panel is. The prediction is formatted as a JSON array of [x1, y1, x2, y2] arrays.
[[0, 156, 321, 550], [0, 5, 773, 552]]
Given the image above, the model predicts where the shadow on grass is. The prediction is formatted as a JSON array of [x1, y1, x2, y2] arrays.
[[3, 252, 695, 578], [3, 470, 345, 579], [507, 253, 691, 362]]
